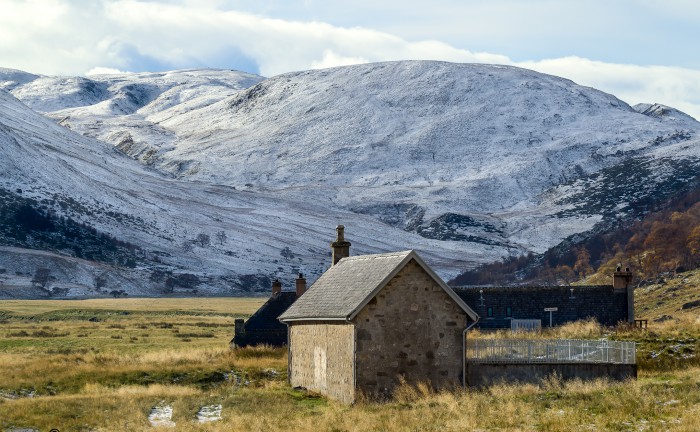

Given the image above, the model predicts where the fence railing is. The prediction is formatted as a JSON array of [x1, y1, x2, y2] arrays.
[[510, 319, 542, 332], [466, 339, 636, 364]]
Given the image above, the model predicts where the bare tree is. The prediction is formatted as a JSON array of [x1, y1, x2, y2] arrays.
[[94, 272, 109, 292], [280, 246, 294, 260], [554, 265, 576, 285], [573, 248, 593, 278], [216, 230, 227, 246], [31, 268, 51, 290], [194, 233, 211, 248]]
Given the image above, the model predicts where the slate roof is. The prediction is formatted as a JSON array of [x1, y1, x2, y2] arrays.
[[231, 291, 297, 347], [279, 250, 478, 322], [244, 291, 297, 330]]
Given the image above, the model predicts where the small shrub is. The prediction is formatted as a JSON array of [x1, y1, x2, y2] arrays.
[[193, 322, 230, 328], [31, 330, 69, 337], [107, 324, 126, 329], [175, 333, 215, 339], [155, 322, 174, 329], [8, 330, 29, 337]]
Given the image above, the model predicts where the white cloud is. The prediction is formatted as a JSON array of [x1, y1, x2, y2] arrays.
[[310, 50, 369, 70], [519, 57, 700, 120], [85, 66, 131, 76], [0, 0, 699, 119]]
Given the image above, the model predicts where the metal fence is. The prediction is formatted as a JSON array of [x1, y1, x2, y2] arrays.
[[466, 339, 636, 364], [510, 319, 542, 332]]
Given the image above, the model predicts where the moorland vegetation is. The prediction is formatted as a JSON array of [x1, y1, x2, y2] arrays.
[[0, 282, 698, 431]]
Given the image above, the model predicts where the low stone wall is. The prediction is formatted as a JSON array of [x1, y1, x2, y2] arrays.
[[466, 363, 637, 387]]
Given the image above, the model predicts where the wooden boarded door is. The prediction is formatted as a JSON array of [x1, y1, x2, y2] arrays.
[[314, 345, 327, 391]]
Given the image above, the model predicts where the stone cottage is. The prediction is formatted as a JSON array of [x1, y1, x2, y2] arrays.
[[278, 249, 479, 404]]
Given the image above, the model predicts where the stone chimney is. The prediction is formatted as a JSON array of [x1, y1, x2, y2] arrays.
[[331, 224, 351, 265], [613, 265, 635, 322], [613, 265, 633, 290], [271, 279, 282, 296], [233, 318, 245, 347], [295, 273, 307, 298]]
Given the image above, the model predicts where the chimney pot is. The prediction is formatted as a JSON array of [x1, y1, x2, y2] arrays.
[[331, 224, 351, 266], [613, 266, 633, 290], [271, 278, 282, 296], [336, 225, 345, 241]]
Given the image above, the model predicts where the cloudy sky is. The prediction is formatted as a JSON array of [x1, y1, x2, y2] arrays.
[[2, 0, 700, 118]]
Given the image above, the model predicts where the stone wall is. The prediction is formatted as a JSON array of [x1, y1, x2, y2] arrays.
[[353, 259, 468, 397], [288, 321, 355, 404], [454, 285, 628, 329], [466, 363, 637, 387]]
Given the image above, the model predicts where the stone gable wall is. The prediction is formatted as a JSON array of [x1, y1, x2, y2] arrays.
[[353, 259, 468, 397], [288, 322, 355, 404]]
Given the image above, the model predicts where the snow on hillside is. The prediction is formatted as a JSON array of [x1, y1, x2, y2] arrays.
[[4, 69, 264, 165], [0, 87, 492, 297], [633, 103, 699, 124], [0, 68, 39, 91], [4, 61, 700, 298]]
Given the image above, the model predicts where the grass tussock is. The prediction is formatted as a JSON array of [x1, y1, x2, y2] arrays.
[[234, 344, 286, 359]]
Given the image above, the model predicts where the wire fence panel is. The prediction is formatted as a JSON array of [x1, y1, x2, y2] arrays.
[[510, 319, 542, 332], [466, 339, 636, 364]]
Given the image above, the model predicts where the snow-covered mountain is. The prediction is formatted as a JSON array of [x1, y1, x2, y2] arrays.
[[2, 61, 700, 297], [1, 68, 264, 165], [0, 81, 485, 298]]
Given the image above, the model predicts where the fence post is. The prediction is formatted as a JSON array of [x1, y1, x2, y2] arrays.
[[604, 341, 609, 363]]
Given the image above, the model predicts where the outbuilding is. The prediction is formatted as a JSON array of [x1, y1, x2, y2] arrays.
[[278, 249, 478, 404]]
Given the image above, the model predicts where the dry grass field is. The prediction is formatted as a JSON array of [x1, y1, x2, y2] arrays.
[[0, 290, 699, 431]]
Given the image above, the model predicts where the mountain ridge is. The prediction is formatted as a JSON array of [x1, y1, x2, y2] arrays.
[[3, 61, 700, 297]]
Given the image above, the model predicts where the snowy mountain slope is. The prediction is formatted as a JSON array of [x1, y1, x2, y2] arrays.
[[165, 62, 700, 253], [0, 68, 39, 92], [0, 88, 496, 297], [20, 61, 700, 250], [4, 61, 700, 298], [162, 62, 698, 197], [633, 103, 699, 124], [1, 68, 264, 165]]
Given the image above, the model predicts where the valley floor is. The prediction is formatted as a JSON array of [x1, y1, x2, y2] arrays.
[[0, 298, 698, 431]]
